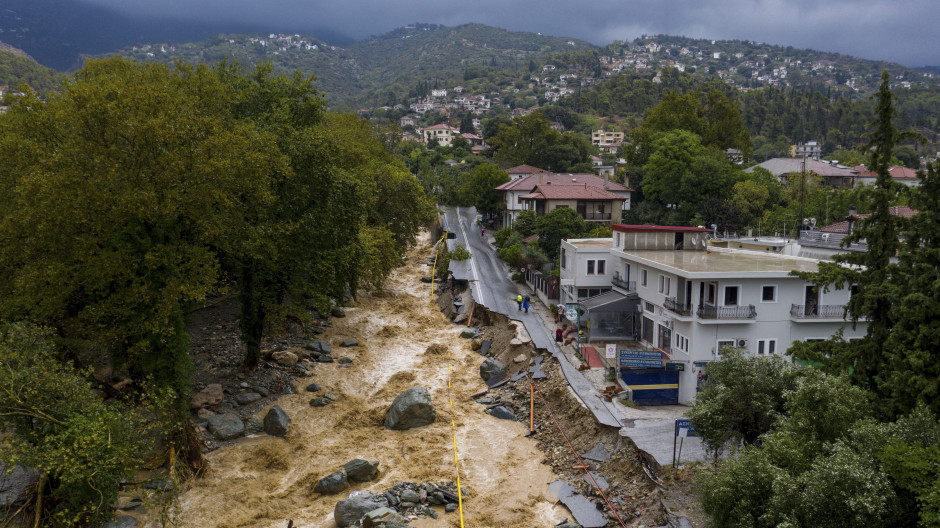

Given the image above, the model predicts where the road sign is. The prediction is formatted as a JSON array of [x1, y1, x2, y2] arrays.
[[619, 349, 663, 368], [675, 418, 698, 438], [565, 307, 579, 321]]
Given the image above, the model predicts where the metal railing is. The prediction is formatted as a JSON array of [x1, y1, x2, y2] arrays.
[[790, 304, 845, 318], [582, 212, 612, 220], [696, 305, 757, 319], [611, 276, 636, 291], [664, 297, 692, 316]]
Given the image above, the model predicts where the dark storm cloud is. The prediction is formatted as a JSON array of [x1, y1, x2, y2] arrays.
[[82, 0, 940, 66]]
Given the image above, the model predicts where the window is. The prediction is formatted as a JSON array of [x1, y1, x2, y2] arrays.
[[561, 248, 567, 269], [615, 232, 622, 249], [586, 259, 606, 275], [716, 340, 735, 355], [757, 339, 777, 355], [705, 282, 716, 304], [645, 302, 654, 312], [642, 317, 654, 343], [658, 275, 671, 295], [761, 285, 777, 303], [658, 325, 671, 350], [640, 269, 648, 286], [674, 333, 690, 354], [724, 286, 739, 306]]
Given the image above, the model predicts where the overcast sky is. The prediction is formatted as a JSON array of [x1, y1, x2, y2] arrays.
[[82, 0, 939, 67]]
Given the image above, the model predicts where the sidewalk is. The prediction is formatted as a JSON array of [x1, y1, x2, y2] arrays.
[[521, 286, 709, 466]]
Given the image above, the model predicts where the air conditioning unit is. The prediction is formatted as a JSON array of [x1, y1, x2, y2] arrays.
[[737, 339, 748, 348]]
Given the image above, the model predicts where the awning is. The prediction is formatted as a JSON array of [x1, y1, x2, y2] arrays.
[[579, 290, 638, 312]]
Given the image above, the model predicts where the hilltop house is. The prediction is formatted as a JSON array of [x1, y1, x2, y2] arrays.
[[746, 158, 859, 188], [417, 123, 459, 146], [495, 167, 632, 227], [853, 165, 921, 187]]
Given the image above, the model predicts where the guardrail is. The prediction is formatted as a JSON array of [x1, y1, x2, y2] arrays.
[[611, 276, 636, 291], [696, 305, 757, 319], [664, 297, 692, 316], [790, 304, 845, 318]]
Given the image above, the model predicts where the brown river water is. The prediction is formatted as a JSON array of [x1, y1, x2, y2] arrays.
[[173, 233, 567, 527]]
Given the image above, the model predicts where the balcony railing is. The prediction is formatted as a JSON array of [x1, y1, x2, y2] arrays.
[[611, 275, 636, 291], [696, 305, 757, 319], [664, 297, 692, 316], [790, 304, 845, 318], [582, 212, 612, 220]]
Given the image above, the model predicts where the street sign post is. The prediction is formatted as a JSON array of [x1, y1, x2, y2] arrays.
[[673, 418, 698, 472]]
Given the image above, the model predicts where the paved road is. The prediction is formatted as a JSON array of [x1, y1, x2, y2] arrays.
[[440, 206, 621, 428]]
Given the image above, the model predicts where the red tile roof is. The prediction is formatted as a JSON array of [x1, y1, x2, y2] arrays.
[[495, 170, 633, 192], [889, 166, 919, 180], [820, 206, 918, 233], [521, 184, 625, 201], [506, 164, 545, 174]]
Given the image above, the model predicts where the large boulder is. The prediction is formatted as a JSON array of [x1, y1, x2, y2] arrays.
[[207, 413, 244, 440], [331, 306, 346, 318], [189, 384, 224, 409], [263, 405, 291, 437], [362, 507, 406, 528], [343, 459, 379, 482], [334, 491, 389, 527], [384, 387, 436, 430], [271, 350, 299, 366], [340, 338, 359, 347], [479, 358, 506, 382], [314, 470, 348, 494]]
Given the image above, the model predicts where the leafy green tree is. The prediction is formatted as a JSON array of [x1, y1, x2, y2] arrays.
[[688, 350, 797, 457], [457, 163, 510, 216], [0, 58, 277, 396], [511, 210, 539, 237], [0, 324, 170, 527], [535, 207, 587, 258], [877, 404, 940, 527], [640, 130, 740, 221], [699, 370, 896, 528]]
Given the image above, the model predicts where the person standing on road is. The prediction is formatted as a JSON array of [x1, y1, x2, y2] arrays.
[[523, 295, 530, 313], [555, 327, 564, 342], [481, 227, 485, 238], [516, 294, 523, 310]]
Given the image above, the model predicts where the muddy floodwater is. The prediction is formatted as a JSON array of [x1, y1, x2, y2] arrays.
[[175, 233, 567, 527]]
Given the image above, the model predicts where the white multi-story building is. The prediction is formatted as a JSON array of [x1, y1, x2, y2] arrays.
[[560, 225, 867, 405]]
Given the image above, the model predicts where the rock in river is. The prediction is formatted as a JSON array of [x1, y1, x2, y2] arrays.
[[335, 491, 389, 527], [207, 413, 244, 440], [263, 405, 291, 437], [384, 387, 436, 430]]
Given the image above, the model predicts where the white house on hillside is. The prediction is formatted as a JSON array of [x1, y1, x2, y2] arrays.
[[561, 225, 866, 405]]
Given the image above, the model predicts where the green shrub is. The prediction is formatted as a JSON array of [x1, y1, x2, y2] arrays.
[[0, 323, 171, 527], [450, 244, 472, 261]]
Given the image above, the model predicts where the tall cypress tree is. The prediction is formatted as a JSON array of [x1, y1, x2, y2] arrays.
[[791, 71, 904, 399], [882, 160, 940, 415]]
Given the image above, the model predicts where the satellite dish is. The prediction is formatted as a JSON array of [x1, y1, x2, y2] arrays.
[[691, 235, 698, 245], [701, 239, 707, 248]]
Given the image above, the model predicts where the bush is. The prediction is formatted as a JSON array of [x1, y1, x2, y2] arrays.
[[0, 323, 171, 527], [494, 226, 514, 247], [498, 243, 524, 268], [450, 244, 472, 261]]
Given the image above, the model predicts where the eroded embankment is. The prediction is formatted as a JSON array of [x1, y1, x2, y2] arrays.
[[439, 291, 668, 527]]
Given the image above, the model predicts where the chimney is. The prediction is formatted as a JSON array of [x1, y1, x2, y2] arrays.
[[604, 173, 609, 189]]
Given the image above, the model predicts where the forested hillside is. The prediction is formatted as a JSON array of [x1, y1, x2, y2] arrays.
[[0, 45, 64, 92], [105, 23, 595, 107]]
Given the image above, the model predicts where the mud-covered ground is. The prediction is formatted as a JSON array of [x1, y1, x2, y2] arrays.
[[124, 231, 692, 527]]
